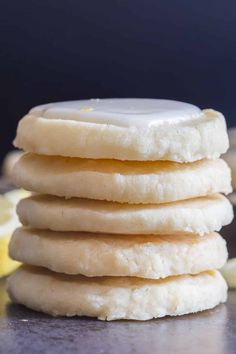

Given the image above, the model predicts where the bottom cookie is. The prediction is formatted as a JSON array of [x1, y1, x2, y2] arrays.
[[7, 266, 227, 321]]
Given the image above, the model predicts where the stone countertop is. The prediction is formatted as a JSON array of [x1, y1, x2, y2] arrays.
[[0, 282, 236, 354]]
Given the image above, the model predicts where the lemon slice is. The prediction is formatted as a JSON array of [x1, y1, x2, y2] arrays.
[[220, 258, 236, 288], [4, 189, 30, 206], [0, 189, 30, 278]]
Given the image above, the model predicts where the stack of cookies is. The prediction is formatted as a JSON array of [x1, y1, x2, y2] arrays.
[[7, 99, 233, 321]]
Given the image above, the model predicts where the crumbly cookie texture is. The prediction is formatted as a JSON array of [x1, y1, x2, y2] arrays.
[[9, 100, 232, 321], [9, 228, 227, 279], [17, 194, 233, 235], [13, 154, 232, 204], [7, 266, 227, 320], [14, 108, 228, 162]]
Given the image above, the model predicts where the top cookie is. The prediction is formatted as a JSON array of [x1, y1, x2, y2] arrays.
[[14, 99, 229, 162]]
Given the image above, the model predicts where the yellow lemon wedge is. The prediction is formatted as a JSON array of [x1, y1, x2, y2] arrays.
[[220, 258, 236, 288], [0, 189, 30, 278]]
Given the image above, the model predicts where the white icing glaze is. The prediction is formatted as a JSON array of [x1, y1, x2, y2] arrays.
[[30, 98, 202, 127]]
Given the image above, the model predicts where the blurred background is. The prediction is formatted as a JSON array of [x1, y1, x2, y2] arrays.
[[1, 0, 236, 163]]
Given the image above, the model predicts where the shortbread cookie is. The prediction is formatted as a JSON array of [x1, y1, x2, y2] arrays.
[[9, 228, 227, 278], [13, 99, 229, 162], [17, 194, 233, 235], [13, 154, 231, 204], [7, 266, 227, 320]]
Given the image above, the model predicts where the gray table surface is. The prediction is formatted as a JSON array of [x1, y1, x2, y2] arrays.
[[0, 181, 236, 354], [0, 281, 236, 354]]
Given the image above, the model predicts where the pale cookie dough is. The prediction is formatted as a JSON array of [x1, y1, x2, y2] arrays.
[[17, 194, 233, 235], [13, 99, 229, 162], [9, 228, 227, 278], [13, 154, 232, 204], [7, 266, 227, 320]]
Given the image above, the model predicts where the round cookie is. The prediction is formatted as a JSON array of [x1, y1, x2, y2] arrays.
[[7, 266, 227, 320], [17, 194, 233, 236], [13, 99, 229, 162], [13, 154, 232, 204], [9, 228, 228, 278]]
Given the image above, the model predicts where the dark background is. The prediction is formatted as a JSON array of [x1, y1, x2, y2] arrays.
[[1, 0, 236, 162]]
